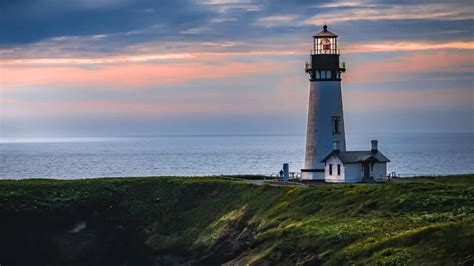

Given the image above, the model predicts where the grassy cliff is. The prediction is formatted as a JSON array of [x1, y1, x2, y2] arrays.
[[0, 175, 473, 265]]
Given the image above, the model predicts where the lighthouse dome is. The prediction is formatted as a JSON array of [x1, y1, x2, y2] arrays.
[[313, 25, 338, 38]]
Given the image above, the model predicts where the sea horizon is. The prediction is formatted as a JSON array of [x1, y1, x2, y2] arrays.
[[2, 131, 473, 142], [2, 132, 473, 180]]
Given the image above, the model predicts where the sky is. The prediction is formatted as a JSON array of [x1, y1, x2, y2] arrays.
[[0, 0, 473, 137]]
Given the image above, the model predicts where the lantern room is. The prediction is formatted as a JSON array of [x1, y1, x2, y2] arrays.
[[305, 25, 346, 81], [312, 25, 338, 55]]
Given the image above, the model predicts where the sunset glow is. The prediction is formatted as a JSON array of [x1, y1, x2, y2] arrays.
[[1, 0, 472, 137]]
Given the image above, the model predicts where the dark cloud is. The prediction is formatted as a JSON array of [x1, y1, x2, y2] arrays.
[[336, 20, 474, 43], [0, 0, 472, 52], [0, 0, 214, 46]]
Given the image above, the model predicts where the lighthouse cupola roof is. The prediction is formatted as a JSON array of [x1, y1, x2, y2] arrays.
[[313, 24, 338, 38]]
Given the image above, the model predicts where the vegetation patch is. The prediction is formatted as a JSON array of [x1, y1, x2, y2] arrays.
[[0, 175, 473, 265]]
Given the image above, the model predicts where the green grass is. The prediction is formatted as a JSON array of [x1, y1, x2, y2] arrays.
[[0, 175, 473, 265]]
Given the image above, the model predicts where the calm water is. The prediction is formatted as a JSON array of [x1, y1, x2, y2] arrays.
[[1, 133, 473, 179]]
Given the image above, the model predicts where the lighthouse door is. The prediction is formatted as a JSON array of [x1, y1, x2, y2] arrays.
[[363, 163, 370, 181]]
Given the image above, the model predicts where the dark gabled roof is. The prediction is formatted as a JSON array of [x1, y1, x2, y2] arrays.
[[321, 150, 390, 164], [313, 25, 337, 38]]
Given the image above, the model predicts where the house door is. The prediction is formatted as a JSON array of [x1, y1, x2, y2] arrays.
[[363, 163, 370, 181]]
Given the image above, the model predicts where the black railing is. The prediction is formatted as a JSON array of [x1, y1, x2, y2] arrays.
[[311, 49, 340, 55]]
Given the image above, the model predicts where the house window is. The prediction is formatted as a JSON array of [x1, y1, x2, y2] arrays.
[[337, 164, 341, 176], [327, 71, 331, 79], [332, 116, 341, 133], [371, 163, 374, 171], [316, 71, 320, 79], [329, 164, 333, 175]]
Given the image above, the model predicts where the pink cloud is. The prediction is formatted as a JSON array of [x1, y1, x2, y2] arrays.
[[0, 53, 194, 65], [0, 50, 302, 66], [344, 52, 474, 84], [344, 41, 474, 53], [0, 97, 268, 119], [344, 87, 473, 114], [0, 61, 286, 91]]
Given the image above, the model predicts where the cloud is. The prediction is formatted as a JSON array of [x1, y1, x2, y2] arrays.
[[1, 0, 473, 136], [1, 53, 194, 65], [257, 15, 298, 27], [0, 60, 287, 90], [0, 48, 303, 67], [180, 26, 214, 35], [0, 73, 302, 121], [318, 1, 377, 8], [344, 41, 474, 53], [306, 2, 473, 25], [344, 51, 474, 84], [2, 0, 472, 56], [0, 98, 257, 119], [0, 0, 213, 46], [345, 87, 473, 114], [199, 0, 261, 14]]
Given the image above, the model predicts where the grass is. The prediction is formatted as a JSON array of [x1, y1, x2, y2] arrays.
[[0, 175, 473, 265]]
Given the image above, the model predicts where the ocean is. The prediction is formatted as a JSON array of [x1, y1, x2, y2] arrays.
[[1, 132, 473, 179]]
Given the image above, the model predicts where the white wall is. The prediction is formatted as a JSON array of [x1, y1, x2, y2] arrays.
[[371, 163, 387, 182], [359, 162, 388, 182], [324, 155, 345, 183], [344, 164, 363, 183]]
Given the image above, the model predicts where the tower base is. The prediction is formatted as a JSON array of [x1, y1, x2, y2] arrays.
[[300, 169, 325, 180]]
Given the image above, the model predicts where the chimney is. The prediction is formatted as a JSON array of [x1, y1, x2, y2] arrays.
[[371, 140, 378, 152], [333, 140, 340, 151]]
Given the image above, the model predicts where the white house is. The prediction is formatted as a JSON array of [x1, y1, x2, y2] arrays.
[[321, 140, 390, 183]]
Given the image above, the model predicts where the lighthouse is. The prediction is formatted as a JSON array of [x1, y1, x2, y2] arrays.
[[301, 25, 347, 180]]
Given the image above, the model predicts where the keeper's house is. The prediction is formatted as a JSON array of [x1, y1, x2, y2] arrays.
[[321, 140, 390, 183]]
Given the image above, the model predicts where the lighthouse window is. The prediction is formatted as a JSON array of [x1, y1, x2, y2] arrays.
[[332, 116, 341, 133], [321, 38, 331, 53], [329, 164, 333, 175]]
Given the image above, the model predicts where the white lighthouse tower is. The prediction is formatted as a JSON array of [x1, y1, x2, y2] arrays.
[[301, 25, 347, 180]]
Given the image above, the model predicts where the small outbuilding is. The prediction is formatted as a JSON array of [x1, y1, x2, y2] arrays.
[[321, 140, 390, 183]]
